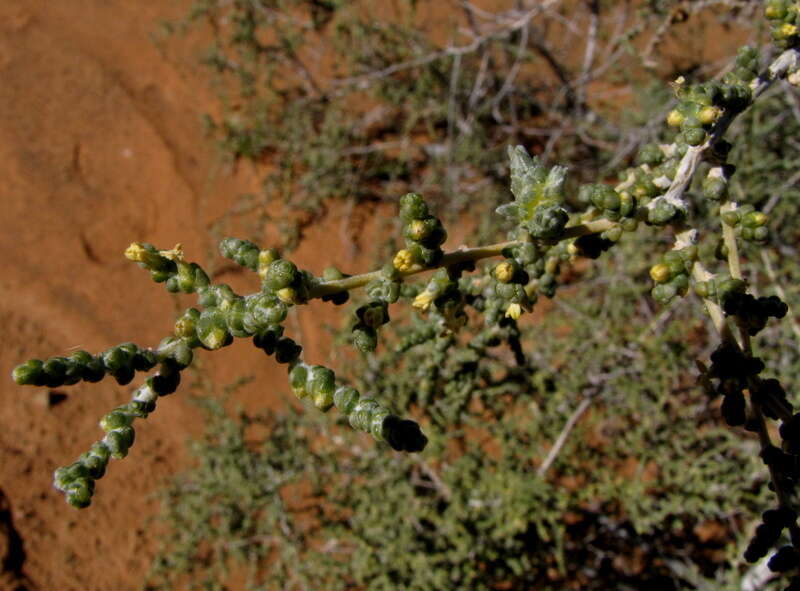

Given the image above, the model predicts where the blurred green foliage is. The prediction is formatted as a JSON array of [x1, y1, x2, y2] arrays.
[[159, 0, 763, 247]]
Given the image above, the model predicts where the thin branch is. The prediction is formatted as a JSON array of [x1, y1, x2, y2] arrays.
[[308, 218, 615, 298], [538, 395, 593, 477], [331, 0, 561, 90]]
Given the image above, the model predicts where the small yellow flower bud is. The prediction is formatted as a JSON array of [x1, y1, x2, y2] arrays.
[[393, 249, 417, 272], [649, 263, 671, 284], [258, 249, 279, 280], [276, 287, 298, 304], [494, 261, 516, 283], [504, 303, 522, 320], [765, 6, 780, 18], [697, 106, 722, 125], [174, 318, 193, 338], [202, 326, 228, 350], [667, 110, 684, 127], [779, 23, 798, 38]]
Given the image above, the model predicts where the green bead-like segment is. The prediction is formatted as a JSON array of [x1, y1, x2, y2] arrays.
[[287, 362, 335, 411], [12, 344, 156, 388], [647, 198, 686, 226], [308, 366, 336, 411], [352, 325, 378, 353], [243, 294, 288, 334], [157, 336, 194, 369], [219, 237, 260, 271], [285, 360, 427, 452], [583, 183, 637, 221], [289, 363, 309, 399], [263, 259, 298, 291], [196, 308, 233, 350], [52, 365, 176, 507], [399, 192, 429, 222]]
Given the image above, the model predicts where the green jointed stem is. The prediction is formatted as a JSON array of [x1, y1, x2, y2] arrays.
[[309, 219, 615, 299]]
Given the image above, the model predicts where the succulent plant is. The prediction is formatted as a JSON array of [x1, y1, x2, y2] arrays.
[[11, 8, 800, 588]]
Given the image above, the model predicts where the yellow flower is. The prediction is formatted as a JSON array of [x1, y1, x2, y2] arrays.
[[393, 249, 418, 272], [412, 290, 435, 311], [159, 243, 185, 262], [505, 303, 522, 320], [124, 242, 148, 262], [494, 261, 516, 283], [649, 263, 671, 284], [779, 23, 798, 38], [124, 242, 172, 267]]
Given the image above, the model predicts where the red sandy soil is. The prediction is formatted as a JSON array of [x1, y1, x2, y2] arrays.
[[0, 2, 756, 590]]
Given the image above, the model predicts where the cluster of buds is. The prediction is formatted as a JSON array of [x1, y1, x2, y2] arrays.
[[599, 141, 683, 228], [578, 182, 638, 241], [702, 164, 735, 201], [392, 192, 447, 272], [765, 1, 800, 49], [722, 204, 771, 245], [491, 257, 531, 321], [352, 299, 391, 353], [260, 255, 315, 306], [648, 246, 697, 305], [692, 273, 745, 302], [666, 47, 757, 147], [350, 266, 402, 353]]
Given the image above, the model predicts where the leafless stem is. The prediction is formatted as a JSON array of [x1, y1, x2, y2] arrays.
[[537, 395, 593, 477]]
